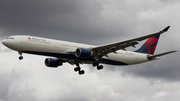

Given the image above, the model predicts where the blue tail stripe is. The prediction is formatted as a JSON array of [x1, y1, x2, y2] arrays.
[[135, 44, 148, 54]]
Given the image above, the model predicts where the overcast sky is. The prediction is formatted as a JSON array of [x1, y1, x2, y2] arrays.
[[0, 0, 180, 101]]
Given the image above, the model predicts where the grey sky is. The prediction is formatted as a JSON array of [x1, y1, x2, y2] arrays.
[[0, 0, 180, 101]]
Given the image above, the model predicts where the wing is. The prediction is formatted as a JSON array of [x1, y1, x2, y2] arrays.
[[91, 26, 170, 60]]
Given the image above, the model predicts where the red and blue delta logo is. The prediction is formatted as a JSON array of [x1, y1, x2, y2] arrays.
[[28, 37, 46, 42]]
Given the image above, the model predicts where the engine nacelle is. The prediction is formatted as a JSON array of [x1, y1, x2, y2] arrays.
[[75, 48, 93, 58], [45, 58, 62, 68]]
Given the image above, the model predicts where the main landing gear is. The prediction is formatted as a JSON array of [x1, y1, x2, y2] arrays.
[[73, 62, 103, 75], [74, 64, 85, 75], [18, 51, 23, 60], [92, 62, 103, 70]]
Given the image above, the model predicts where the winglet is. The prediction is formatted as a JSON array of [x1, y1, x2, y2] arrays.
[[162, 26, 170, 32]]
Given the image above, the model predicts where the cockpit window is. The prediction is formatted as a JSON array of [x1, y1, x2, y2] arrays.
[[7, 37, 14, 39]]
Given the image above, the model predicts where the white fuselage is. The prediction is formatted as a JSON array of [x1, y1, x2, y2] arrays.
[[2, 35, 150, 65]]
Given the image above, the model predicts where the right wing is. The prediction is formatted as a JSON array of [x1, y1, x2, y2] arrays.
[[91, 26, 170, 60]]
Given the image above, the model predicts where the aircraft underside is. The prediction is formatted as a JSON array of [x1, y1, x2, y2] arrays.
[[20, 51, 128, 75]]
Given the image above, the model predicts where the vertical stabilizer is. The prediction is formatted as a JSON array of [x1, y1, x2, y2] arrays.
[[135, 34, 160, 55], [135, 26, 170, 55]]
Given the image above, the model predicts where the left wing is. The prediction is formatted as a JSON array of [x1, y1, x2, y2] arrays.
[[91, 26, 170, 60]]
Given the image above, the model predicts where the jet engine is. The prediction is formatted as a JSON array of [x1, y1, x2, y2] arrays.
[[75, 48, 93, 58], [45, 58, 62, 67]]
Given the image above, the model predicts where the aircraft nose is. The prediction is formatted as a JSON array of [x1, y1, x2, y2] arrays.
[[2, 39, 10, 47], [2, 37, 18, 50], [2, 40, 7, 45]]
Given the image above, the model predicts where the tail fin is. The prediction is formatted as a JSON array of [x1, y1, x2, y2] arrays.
[[135, 26, 170, 55], [135, 34, 160, 55]]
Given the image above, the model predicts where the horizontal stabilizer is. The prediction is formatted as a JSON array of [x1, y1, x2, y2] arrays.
[[147, 50, 177, 60]]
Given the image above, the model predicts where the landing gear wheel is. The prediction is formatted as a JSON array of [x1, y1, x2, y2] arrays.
[[92, 62, 99, 67], [19, 56, 23, 60], [74, 67, 81, 72], [74, 63, 85, 75], [18, 51, 23, 60], [79, 70, 85, 75], [97, 65, 103, 70]]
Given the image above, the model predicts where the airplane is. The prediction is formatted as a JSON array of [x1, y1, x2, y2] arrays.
[[2, 26, 177, 75]]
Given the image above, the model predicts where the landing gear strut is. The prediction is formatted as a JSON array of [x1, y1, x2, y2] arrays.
[[18, 51, 23, 60], [74, 63, 85, 75]]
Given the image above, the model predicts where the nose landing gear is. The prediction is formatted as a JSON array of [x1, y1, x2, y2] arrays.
[[18, 51, 23, 60]]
